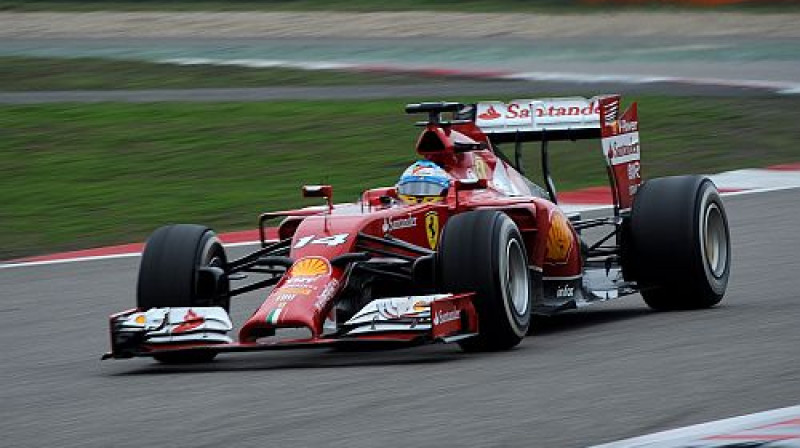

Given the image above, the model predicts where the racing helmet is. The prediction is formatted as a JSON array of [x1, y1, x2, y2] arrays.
[[396, 160, 450, 204]]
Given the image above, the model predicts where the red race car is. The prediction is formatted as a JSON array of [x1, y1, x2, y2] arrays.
[[104, 95, 731, 363]]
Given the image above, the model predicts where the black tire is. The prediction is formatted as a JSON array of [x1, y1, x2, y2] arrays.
[[623, 176, 731, 310], [137, 224, 229, 310], [438, 210, 532, 351], [137, 224, 230, 364]]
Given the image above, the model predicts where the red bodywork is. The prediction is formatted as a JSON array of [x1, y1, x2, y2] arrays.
[[106, 96, 639, 359], [238, 120, 581, 343]]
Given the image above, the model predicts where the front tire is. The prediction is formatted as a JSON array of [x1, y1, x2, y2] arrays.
[[623, 176, 731, 310], [438, 210, 532, 351], [137, 224, 230, 363]]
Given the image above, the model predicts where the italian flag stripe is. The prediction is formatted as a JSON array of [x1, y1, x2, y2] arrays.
[[266, 308, 281, 325]]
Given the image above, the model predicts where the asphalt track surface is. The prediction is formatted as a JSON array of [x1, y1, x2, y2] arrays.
[[1, 188, 799, 447]]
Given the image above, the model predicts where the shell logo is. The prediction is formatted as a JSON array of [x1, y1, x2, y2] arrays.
[[545, 213, 573, 264], [289, 256, 331, 277]]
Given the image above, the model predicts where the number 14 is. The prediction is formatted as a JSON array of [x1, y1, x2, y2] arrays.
[[293, 233, 349, 249]]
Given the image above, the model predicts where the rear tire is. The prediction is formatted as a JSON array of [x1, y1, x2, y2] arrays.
[[137, 224, 230, 363], [438, 211, 532, 352], [623, 176, 731, 310]]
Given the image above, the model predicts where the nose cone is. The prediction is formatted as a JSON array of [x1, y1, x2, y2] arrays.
[[239, 256, 343, 341]]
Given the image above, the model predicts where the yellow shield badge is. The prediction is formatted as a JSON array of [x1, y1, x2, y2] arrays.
[[425, 211, 440, 249]]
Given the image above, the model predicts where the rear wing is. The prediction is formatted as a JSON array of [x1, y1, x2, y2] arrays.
[[468, 96, 604, 143], [458, 95, 642, 213]]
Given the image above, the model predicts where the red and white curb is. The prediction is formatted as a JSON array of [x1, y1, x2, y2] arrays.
[[1, 164, 798, 270], [559, 163, 800, 213], [161, 58, 800, 96], [590, 404, 800, 447], [0, 228, 276, 269]]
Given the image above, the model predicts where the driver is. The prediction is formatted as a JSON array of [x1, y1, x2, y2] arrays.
[[396, 160, 451, 204]]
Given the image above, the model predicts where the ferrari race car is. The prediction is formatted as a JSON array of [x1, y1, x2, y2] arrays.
[[104, 95, 731, 363]]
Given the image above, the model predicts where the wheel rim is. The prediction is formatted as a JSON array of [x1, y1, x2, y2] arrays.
[[504, 238, 530, 316], [199, 236, 224, 267], [195, 236, 227, 304], [703, 203, 728, 278]]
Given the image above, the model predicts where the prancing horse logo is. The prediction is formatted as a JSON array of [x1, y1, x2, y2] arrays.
[[425, 211, 439, 249]]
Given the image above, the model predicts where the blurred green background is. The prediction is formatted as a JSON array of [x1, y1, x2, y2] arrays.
[[1, 0, 799, 259], [2, 57, 799, 259]]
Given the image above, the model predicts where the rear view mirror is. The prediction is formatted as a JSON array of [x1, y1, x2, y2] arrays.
[[455, 178, 488, 191]]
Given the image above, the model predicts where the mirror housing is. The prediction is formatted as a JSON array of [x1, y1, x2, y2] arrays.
[[455, 178, 488, 191]]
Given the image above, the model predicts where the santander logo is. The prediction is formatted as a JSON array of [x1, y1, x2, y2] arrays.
[[535, 101, 599, 118], [478, 105, 502, 120], [478, 101, 601, 123]]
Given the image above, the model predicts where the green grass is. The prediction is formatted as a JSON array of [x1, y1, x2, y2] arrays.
[[2, 96, 799, 259], [0, 56, 447, 91], [0, 0, 797, 12]]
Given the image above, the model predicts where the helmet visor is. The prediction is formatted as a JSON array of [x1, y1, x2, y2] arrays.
[[397, 180, 448, 197]]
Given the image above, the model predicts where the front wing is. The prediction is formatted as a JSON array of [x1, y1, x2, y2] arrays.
[[103, 293, 478, 360]]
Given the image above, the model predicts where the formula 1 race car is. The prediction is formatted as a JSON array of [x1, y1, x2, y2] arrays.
[[103, 95, 731, 363]]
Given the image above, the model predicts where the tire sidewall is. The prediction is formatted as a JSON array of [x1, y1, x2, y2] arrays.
[[694, 184, 731, 298], [493, 218, 531, 338]]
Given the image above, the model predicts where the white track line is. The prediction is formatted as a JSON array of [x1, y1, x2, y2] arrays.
[[1, 185, 796, 270], [589, 404, 800, 448], [0, 240, 264, 270], [721, 185, 800, 197]]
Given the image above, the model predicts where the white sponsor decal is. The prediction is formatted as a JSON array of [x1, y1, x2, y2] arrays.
[[313, 279, 340, 311], [476, 97, 602, 133], [433, 309, 461, 325], [382, 216, 417, 233], [556, 285, 575, 298], [534, 100, 599, 118], [284, 276, 319, 286], [619, 118, 638, 133], [273, 293, 296, 303], [602, 132, 640, 165], [293, 233, 348, 249], [627, 161, 641, 181]]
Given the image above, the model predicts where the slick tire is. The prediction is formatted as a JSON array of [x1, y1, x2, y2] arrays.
[[137, 224, 230, 364], [438, 211, 532, 352], [623, 176, 731, 310]]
